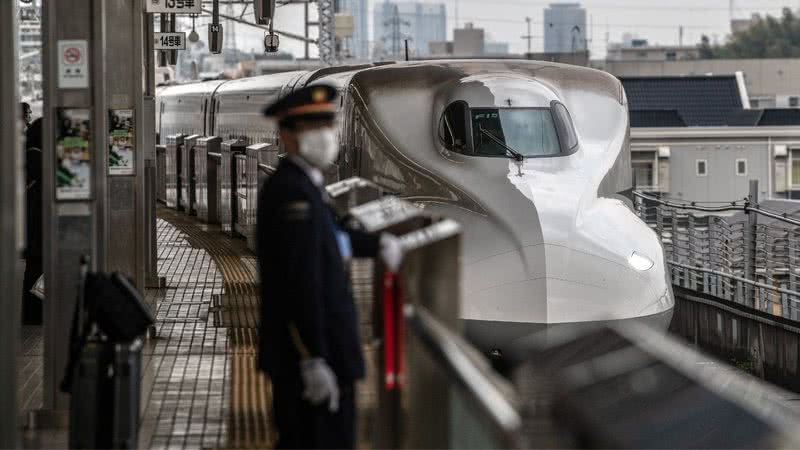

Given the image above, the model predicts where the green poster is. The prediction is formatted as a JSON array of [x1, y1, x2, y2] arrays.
[[56, 108, 91, 200], [109, 109, 134, 175]]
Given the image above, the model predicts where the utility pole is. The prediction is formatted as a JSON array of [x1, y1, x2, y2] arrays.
[[383, 4, 409, 58], [521, 16, 532, 53], [317, 0, 336, 63]]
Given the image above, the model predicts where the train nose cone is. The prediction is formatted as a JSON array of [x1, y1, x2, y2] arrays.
[[460, 166, 673, 355]]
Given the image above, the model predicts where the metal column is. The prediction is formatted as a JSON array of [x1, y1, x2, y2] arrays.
[[40, 0, 107, 421], [744, 180, 759, 307], [104, 0, 147, 290], [0, 1, 21, 446], [143, 9, 161, 289]]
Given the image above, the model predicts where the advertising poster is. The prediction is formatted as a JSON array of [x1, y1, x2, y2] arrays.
[[109, 109, 135, 175], [56, 108, 92, 200]]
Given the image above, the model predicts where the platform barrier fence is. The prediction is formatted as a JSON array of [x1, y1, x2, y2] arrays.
[[634, 185, 800, 321]]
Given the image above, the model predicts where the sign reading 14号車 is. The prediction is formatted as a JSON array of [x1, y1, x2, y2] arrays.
[[154, 32, 187, 50], [145, 0, 201, 14]]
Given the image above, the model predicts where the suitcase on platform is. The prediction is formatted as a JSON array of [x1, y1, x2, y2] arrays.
[[69, 338, 143, 449]]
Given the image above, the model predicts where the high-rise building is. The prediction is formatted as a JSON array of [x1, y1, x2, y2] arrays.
[[373, 1, 446, 59], [18, 1, 43, 101], [338, 0, 369, 59], [544, 3, 587, 54]]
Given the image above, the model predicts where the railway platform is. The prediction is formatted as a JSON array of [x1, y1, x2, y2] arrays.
[[17, 206, 384, 449]]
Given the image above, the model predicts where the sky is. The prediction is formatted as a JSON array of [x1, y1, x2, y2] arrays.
[[182, 0, 800, 59]]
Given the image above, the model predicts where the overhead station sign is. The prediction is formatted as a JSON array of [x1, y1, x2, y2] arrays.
[[145, 0, 201, 14], [154, 32, 187, 50]]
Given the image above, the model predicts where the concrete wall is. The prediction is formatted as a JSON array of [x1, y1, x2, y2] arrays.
[[632, 131, 800, 202], [666, 142, 768, 201], [670, 287, 800, 392]]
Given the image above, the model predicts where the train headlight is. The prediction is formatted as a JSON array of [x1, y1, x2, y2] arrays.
[[629, 251, 654, 271]]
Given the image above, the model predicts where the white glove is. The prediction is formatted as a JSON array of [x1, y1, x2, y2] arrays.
[[380, 233, 404, 272], [300, 358, 340, 412]]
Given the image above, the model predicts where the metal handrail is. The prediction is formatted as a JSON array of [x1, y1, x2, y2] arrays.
[[257, 163, 275, 175], [404, 304, 522, 447], [635, 187, 800, 321], [669, 260, 800, 300], [634, 191, 800, 228]]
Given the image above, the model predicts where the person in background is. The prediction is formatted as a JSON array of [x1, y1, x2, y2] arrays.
[[21, 102, 32, 131], [22, 118, 43, 325], [256, 85, 402, 449]]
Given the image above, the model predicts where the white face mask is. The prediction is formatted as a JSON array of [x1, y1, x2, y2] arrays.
[[297, 128, 339, 169]]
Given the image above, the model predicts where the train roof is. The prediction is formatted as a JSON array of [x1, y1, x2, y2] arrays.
[[158, 79, 227, 97], [213, 70, 308, 95], [346, 59, 624, 110]]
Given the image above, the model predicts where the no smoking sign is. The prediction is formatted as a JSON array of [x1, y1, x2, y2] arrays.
[[57, 39, 89, 89], [64, 46, 81, 64]]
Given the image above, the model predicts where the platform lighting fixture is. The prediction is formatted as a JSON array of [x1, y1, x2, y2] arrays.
[[628, 251, 654, 271], [189, 14, 199, 43]]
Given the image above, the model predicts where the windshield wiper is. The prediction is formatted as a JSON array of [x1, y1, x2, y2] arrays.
[[478, 126, 524, 162]]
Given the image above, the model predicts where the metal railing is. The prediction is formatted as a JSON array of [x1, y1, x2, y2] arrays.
[[634, 180, 800, 321], [404, 305, 522, 448]]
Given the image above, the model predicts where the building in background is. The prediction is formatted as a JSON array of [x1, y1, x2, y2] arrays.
[[453, 22, 484, 56], [338, 0, 369, 59], [731, 14, 759, 34], [18, 0, 42, 104], [485, 41, 510, 55], [597, 58, 800, 109], [428, 23, 511, 57], [621, 74, 800, 202], [544, 3, 587, 54], [373, 1, 446, 59], [606, 38, 699, 62]]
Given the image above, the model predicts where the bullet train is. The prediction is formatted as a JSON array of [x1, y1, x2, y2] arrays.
[[157, 60, 674, 356]]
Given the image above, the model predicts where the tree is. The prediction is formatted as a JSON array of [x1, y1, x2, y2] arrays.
[[698, 8, 800, 59]]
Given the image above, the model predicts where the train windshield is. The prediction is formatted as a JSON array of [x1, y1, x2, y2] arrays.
[[471, 108, 561, 157]]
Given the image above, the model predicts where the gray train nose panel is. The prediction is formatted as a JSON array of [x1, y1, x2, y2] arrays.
[[464, 308, 674, 361]]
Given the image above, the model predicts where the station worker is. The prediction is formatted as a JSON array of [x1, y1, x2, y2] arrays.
[[257, 84, 403, 449]]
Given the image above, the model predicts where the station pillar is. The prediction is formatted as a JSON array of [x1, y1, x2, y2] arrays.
[[0, 1, 22, 446], [40, 0, 152, 422], [41, 0, 108, 419], [103, 0, 148, 290]]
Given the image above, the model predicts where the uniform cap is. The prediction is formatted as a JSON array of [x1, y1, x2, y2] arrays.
[[262, 84, 338, 124]]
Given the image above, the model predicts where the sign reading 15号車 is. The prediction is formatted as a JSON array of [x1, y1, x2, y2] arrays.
[[154, 32, 187, 50], [145, 0, 201, 14]]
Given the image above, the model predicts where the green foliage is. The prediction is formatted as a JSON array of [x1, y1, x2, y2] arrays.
[[699, 8, 800, 59]]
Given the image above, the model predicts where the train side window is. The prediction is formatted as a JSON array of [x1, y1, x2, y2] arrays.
[[551, 101, 578, 153], [440, 101, 468, 152]]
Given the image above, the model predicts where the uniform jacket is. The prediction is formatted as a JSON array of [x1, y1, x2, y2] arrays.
[[257, 158, 379, 383]]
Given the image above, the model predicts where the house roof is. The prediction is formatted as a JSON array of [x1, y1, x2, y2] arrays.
[[757, 109, 800, 126], [629, 109, 686, 128], [621, 75, 743, 127]]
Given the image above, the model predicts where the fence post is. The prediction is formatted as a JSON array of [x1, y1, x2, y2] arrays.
[[744, 180, 759, 307]]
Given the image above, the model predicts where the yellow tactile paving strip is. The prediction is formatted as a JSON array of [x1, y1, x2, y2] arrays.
[[157, 208, 273, 449]]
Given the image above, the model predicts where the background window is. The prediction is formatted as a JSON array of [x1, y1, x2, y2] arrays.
[[696, 159, 708, 176], [632, 151, 656, 189], [790, 96, 800, 107], [792, 149, 800, 187], [736, 159, 747, 176]]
